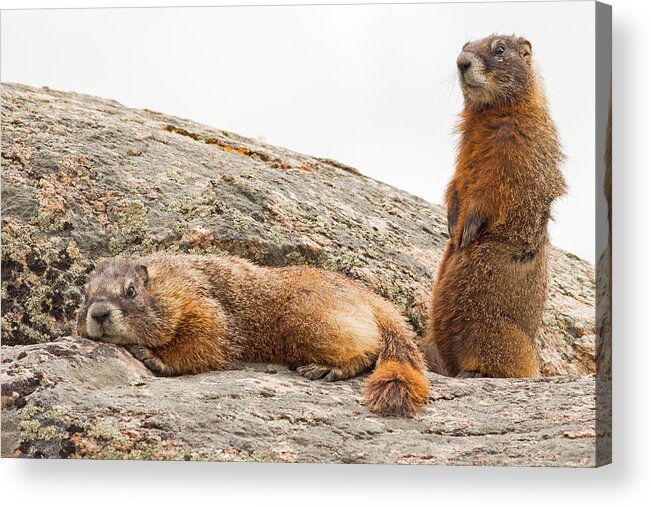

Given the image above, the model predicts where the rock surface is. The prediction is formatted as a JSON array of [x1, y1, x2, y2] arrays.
[[1, 336, 601, 466], [1, 83, 595, 376], [1, 83, 604, 465]]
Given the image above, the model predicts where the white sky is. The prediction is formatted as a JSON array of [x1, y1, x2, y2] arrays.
[[0, 2, 597, 262]]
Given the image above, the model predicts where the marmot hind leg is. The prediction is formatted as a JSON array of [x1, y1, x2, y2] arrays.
[[296, 357, 373, 382], [423, 334, 448, 375], [292, 306, 379, 382], [461, 322, 540, 378]]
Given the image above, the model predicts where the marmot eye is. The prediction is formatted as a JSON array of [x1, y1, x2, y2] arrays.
[[126, 286, 136, 298], [494, 44, 505, 55]]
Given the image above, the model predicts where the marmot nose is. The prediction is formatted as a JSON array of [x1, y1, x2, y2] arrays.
[[90, 304, 111, 324], [457, 54, 472, 74]]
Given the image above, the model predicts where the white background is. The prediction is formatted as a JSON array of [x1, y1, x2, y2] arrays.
[[1, 0, 649, 506], [1, 0, 597, 261]]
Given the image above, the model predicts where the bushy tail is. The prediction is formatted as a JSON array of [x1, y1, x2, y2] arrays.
[[364, 309, 429, 417]]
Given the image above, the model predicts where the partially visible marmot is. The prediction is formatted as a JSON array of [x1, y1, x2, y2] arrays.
[[77, 254, 429, 417], [424, 35, 567, 378]]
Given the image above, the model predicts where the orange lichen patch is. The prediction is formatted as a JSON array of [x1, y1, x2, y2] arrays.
[[205, 137, 252, 157], [161, 124, 200, 140], [56, 156, 93, 187], [206, 138, 234, 152], [1, 392, 20, 409], [270, 161, 291, 170], [162, 124, 295, 169], [299, 165, 315, 172], [36, 178, 67, 230], [563, 429, 596, 439], [262, 204, 290, 224], [32, 155, 126, 231], [181, 225, 215, 250], [2, 145, 34, 169], [2, 216, 23, 237]]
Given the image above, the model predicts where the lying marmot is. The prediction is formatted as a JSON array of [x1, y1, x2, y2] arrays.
[[77, 253, 429, 417], [424, 35, 567, 378]]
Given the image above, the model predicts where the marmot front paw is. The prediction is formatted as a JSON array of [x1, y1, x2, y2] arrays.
[[127, 345, 174, 377]]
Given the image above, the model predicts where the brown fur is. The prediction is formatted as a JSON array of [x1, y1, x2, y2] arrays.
[[77, 254, 429, 417], [365, 361, 429, 417], [424, 35, 567, 378]]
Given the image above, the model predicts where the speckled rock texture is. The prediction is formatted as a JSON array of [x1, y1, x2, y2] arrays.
[[1, 337, 603, 465], [1, 83, 604, 464]]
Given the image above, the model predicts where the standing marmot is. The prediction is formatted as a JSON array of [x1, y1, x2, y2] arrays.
[[77, 254, 429, 417], [424, 35, 567, 378]]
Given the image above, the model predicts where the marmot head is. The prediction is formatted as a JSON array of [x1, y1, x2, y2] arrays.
[[456, 34, 535, 108], [76, 259, 162, 346]]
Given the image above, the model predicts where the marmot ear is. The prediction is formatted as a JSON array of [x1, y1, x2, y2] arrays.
[[135, 264, 149, 285], [519, 38, 532, 62]]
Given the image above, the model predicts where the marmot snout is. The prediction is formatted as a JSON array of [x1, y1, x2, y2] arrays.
[[456, 35, 533, 108]]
